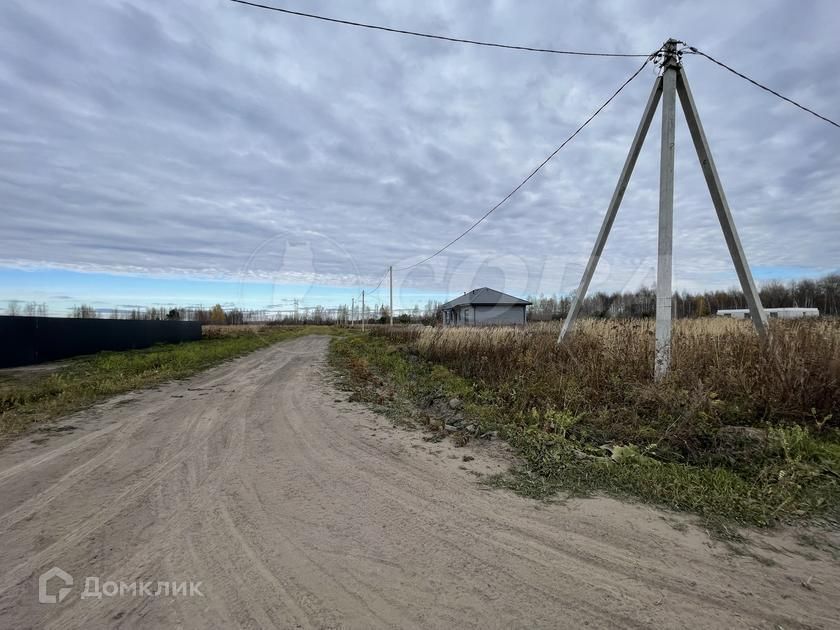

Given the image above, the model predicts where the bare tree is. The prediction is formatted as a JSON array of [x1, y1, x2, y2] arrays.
[[71, 304, 98, 318]]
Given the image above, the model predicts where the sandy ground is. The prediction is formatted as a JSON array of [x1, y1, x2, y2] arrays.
[[0, 335, 838, 629]]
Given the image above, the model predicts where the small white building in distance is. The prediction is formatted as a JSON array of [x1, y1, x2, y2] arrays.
[[441, 288, 531, 326], [716, 307, 819, 319]]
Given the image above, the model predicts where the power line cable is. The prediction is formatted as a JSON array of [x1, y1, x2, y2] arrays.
[[229, 0, 651, 58], [395, 53, 657, 271], [352, 268, 388, 306], [368, 269, 388, 294], [685, 47, 840, 130]]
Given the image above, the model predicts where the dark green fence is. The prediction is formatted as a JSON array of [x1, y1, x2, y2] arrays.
[[0, 316, 202, 368]]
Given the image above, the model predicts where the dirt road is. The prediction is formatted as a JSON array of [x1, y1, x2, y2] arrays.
[[1, 335, 838, 628]]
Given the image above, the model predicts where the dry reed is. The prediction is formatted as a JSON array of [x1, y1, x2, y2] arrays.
[[374, 319, 840, 461]]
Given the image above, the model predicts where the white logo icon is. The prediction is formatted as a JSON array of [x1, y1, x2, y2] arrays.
[[39, 566, 73, 604]]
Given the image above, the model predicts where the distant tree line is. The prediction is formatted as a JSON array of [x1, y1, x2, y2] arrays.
[[4, 301, 49, 317], [526, 273, 840, 320], [13, 273, 837, 323], [52, 300, 445, 325], [94, 300, 447, 325]]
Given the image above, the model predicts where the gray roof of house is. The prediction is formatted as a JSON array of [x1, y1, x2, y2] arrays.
[[440, 287, 531, 309]]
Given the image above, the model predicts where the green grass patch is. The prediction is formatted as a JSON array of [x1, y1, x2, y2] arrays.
[[0, 325, 332, 438], [329, 331, 840, 529]]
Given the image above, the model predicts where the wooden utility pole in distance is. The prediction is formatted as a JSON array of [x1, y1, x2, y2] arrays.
[[558, 38, 768, 379], [389, 266, 394, 329]]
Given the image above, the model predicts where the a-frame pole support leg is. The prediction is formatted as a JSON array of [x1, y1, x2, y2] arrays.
[[676, 66, 769, 339], [557, 75, 664, 343]]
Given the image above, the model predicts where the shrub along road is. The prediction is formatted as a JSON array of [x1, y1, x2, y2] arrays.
[[0, 335, 838, 628]]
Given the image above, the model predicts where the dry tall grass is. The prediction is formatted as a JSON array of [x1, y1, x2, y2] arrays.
[[376, 319, 840, 462]]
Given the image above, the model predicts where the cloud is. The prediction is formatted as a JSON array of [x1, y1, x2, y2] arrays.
[[0, 0, 838, 299]]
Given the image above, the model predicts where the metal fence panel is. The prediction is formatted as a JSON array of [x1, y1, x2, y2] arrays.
[[0, 316, 202, 368]]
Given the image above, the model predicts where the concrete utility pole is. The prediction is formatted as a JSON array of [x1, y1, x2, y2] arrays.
[[389, 266, 394, 329], [361, 290, 365, 332], [351, 297, 355, 327], [558, 38, 768, 379], [654, 40, 678, 379]]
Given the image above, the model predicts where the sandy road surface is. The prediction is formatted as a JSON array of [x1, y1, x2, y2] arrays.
[[1, 335, 838, 629]]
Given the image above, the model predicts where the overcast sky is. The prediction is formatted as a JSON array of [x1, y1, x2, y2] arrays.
[[0, 0, 838, 311]]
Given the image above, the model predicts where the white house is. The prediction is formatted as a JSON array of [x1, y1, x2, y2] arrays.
[[716, 307, 819, 319], [441, 288, 530, 326]]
